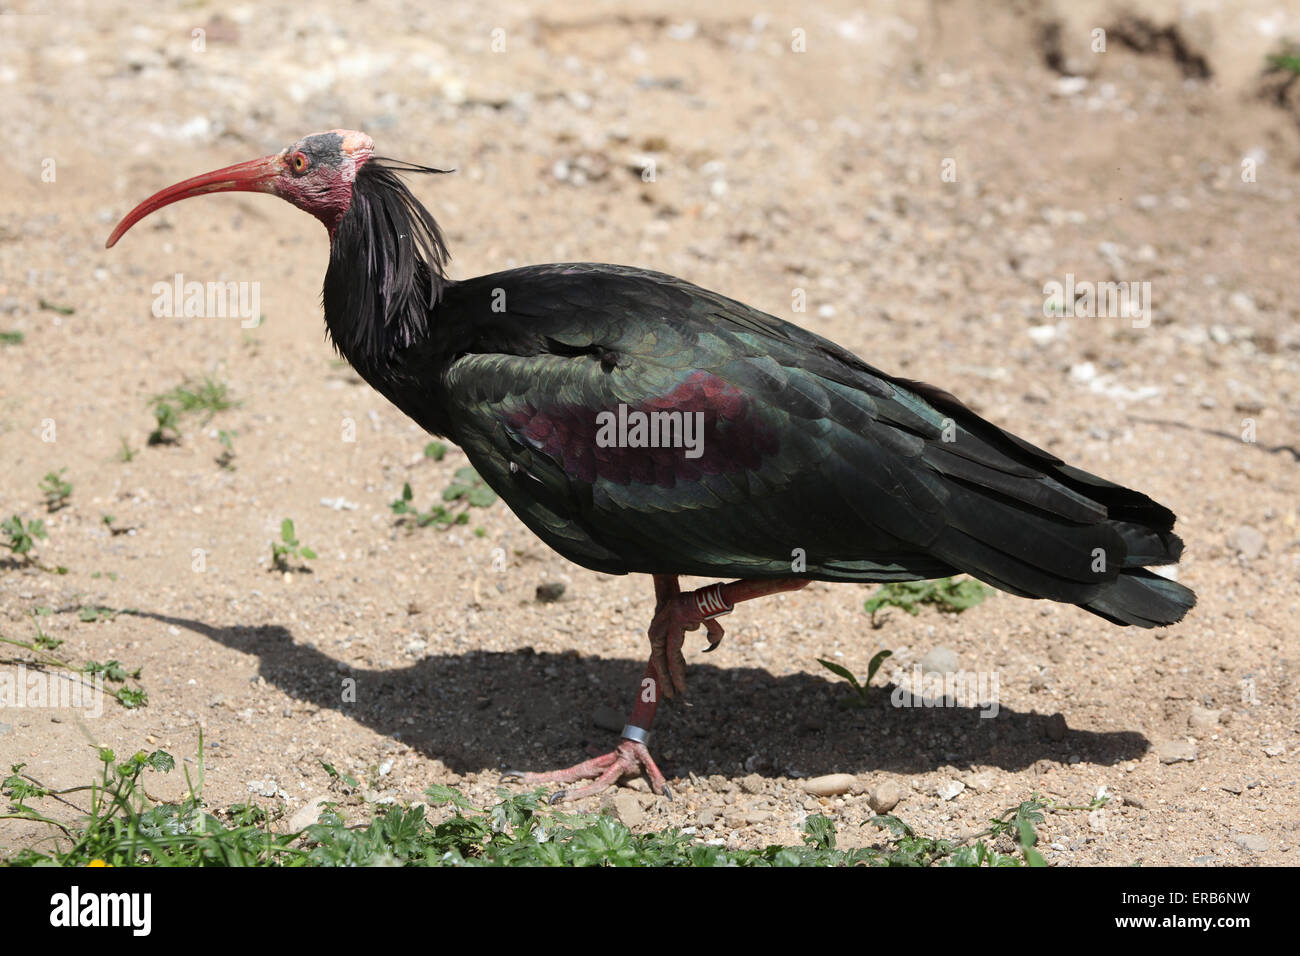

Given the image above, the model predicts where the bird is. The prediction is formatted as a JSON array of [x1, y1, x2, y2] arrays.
[[107, 129, 1195, 801]]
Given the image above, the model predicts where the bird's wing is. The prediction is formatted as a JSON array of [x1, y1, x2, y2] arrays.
[[436, 265, 1137, 595]]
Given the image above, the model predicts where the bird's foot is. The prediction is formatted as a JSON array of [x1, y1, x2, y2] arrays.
[[648, 585, 728, 699], [499, 578, 739, 803], [501, 735, 670, 803]]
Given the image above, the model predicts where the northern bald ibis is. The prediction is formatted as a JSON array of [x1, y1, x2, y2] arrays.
[[107, 130, 1195, 800]]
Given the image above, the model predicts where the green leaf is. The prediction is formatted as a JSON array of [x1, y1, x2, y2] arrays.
[[116, 688, 148, 709], [424, 784, 474, 811], [864, 577, 990, 623], [865, 648, 894, 684], [1017, 816, 1037, 848], [802, 814, 837, 850], [145, 751, 175, 773], [816, 658, 862, 692], [868, 814, 915, 839], [85, 659, 129, 682], [466, 486, 497, 507]]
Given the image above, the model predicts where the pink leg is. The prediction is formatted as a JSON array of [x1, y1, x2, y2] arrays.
[[502, 574, 810, 802]]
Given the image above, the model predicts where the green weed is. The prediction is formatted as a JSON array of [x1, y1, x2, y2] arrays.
[[817, 649, 893, 704], [863, 577, 992, 627], [391, 467, 497, 530], [2, 515, 47, 560], [2, 739, 1102, 866], [271, 519, 317, 572], [39, 468, 72, 512], [148, 376, 239, 445]]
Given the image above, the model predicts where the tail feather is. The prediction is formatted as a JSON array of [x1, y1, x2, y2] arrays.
[[795, 372, 1199, 629], [885, 383, 1196, 628], [1111, 520, 1184, 568], [1082, 568, 1196, 627]]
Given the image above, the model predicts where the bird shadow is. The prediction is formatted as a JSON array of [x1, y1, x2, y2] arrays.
[[135, 611, 1148, 781]]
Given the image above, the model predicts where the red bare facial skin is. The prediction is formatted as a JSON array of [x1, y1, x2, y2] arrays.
[[106, 129, 375, 248]]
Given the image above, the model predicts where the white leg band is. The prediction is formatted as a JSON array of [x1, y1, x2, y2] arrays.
[[693, 583, 733, 620]]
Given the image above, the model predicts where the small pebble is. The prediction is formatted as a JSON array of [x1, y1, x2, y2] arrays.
[[1156, 739, 1197, 764], [603, 792, 644, 827], [920, 646, 958, 674], [1232, 832, 1269, 853], [1227, 525, 1266, 560], [289, 796, 329, 831], [868, 780, 904, 813], [535, 581, 566, 602], [1045, 713, 1068, 741], [937, 780, 965, 801], [802, 773, 855, 797]]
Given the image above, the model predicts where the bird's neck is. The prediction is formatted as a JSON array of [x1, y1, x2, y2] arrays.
[[322, 244, 437, 376], [320, 167, 453, 378]]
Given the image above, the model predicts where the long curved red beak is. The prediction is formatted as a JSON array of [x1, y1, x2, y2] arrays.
[[105, 154, 284, 248]]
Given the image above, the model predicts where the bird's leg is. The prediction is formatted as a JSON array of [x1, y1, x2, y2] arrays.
[[649, 576, 810, 699], [501, 576, 677, 801], [502, 574, 809, 802]]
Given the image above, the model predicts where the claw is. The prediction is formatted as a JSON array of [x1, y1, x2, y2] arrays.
[[702, 618, 725, 653], [662, 785, 673, 801], [501, 739, 670, 801], [499, 770, 525, 783]]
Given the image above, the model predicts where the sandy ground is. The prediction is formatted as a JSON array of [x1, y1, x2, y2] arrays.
[[1, 0, 1298, 865]]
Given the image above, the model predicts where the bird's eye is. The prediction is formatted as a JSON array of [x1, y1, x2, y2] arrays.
[[290, 151, 310, 175]]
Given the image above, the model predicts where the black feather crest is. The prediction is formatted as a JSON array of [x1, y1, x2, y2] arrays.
[[323, 158, 453, 369]]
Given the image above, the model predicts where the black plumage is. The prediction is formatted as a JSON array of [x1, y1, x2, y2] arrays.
[[324, 160, 1195, 629]]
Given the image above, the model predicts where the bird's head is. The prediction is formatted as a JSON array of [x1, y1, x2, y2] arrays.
[[107, 130, 454, 370], [106, 129, 379, 247]]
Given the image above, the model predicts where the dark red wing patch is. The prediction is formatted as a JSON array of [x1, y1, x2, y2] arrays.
[[507, 371, 778, 486]]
